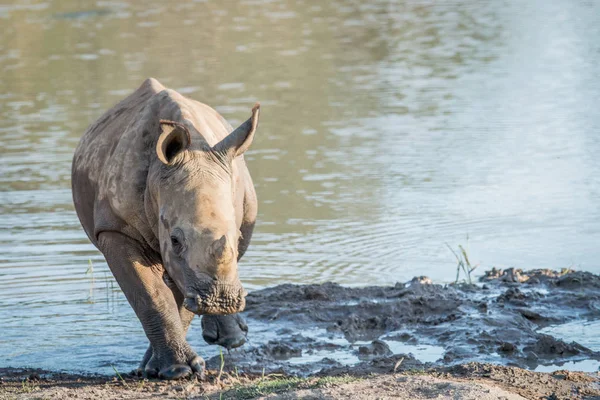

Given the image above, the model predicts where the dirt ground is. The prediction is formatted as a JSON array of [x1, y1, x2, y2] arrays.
[[2, 268, 599, 399], [1, 362, 599, 400]]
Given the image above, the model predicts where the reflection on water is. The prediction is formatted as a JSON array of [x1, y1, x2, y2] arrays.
[[1, 0, 599, 373]]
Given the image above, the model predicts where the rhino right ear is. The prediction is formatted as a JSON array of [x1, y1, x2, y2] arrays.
[[213, 103, 260, 160], [157, 120, 191, 164]]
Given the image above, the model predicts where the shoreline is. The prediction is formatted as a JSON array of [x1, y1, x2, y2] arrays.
[[2, 267, 600, 399], [1, 362, 599, 399]]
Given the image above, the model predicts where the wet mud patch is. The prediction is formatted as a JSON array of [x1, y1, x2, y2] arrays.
[[206, 268, 600, 376]]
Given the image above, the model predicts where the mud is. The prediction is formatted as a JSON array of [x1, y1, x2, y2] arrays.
[[201, 268, 600, 376], [1, 268, 599, 399]]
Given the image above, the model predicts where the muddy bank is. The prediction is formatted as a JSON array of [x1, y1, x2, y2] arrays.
[[1, 362, 598, 399], [201, 268, 600, 376], [1, 268, 599, 399]]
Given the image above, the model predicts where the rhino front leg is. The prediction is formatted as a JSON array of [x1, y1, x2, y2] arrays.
[[137, 275, 201, 375], [98, 232, 203, 379]]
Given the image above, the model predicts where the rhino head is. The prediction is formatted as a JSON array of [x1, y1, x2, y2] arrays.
[[152, 104, 259, 315]]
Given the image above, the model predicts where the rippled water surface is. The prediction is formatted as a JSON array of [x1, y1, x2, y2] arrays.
[[1, 0, 599, 373]]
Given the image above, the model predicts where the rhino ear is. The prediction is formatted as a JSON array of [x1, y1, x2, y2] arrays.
[[213, 103, 260, 159], [157, 120, 191, 164]]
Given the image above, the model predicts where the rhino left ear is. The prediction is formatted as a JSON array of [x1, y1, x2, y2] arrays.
[[213, 103, 260, 159], [157, 120, 191, 164]]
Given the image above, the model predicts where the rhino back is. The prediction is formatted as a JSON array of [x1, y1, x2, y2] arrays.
[[72, 78, 253, 252], [72, 78, 165, 245]]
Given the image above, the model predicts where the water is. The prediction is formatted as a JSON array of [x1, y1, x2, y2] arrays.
[[1, 0, 599, 373], [535, 320, 600, 372]]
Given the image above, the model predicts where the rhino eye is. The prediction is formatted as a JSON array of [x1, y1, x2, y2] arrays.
[[170, 230, 184, 254]]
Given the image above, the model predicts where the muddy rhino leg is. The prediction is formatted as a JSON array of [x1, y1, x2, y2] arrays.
[[137, 283, 200, 375], [98, 232, 203, 379]]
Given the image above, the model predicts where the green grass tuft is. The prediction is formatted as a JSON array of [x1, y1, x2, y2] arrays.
[[112, 365, 128, 387], [217, 375, 360, 399]]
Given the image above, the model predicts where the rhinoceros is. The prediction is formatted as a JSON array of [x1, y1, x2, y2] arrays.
[[71, 78, 259, 379]]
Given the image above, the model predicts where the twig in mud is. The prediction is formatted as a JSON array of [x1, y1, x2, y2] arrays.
[[393, 357, 404, 373]]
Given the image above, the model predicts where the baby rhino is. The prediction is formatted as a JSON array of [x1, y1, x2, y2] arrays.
[[71, 78, 259, 379]]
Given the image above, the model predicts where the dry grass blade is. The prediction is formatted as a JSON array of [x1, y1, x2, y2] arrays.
[[85, 259, 95, 303], [445, 243, 463, 284], [447, 242, 477, 284]]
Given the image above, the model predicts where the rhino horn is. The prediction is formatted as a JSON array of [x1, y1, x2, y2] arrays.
[[157, 120, 191, 164], [211, 235, 234, 264], [213, 103, 260, 159]]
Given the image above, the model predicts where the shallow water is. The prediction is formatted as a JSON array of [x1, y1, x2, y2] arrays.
[[1, 0, 599, 373], [536, 320, 600, 372]]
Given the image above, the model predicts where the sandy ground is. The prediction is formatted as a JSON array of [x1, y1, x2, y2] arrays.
[[260, 374, 528, 400], [1, 363, 599, 400]]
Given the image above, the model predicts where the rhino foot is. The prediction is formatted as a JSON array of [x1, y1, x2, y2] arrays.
[[202, 314, 248, 350], [137, 344, 204, 380]]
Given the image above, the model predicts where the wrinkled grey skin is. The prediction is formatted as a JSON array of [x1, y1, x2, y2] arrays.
[[71, 78, 258, 379]]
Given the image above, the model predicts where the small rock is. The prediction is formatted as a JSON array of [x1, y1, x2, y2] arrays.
[[184, 382, 196, 392], [264, 342, 301, 359], [358, 340, 392, 358], [304, 287, 329, 301], [411, 276, 433, 285], [502, 268, 529, 283], [526, 352, 539, 363], [173, 384, 184, 392], [498, 342, 516, 353]]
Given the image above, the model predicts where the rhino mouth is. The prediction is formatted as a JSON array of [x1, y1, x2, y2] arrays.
[[183, 281, 246, 315], [201, 314, 248, 350]]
